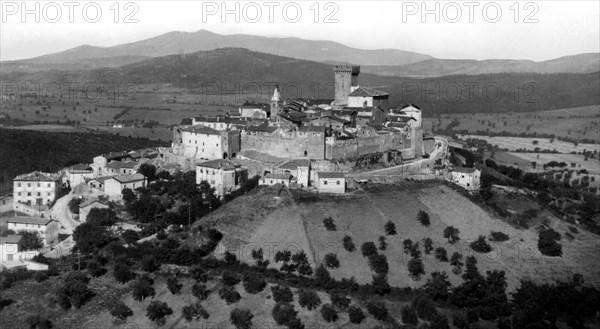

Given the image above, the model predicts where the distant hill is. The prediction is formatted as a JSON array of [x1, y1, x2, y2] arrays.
[[1, 29, 432, 73], [2, 48, 598, 115], [361, 53, 600, 77], [0, 129, 165, 194]]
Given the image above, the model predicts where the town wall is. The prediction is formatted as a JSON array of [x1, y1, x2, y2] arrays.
[[325, 134, 413, 161], [241, 133, 326, 160]]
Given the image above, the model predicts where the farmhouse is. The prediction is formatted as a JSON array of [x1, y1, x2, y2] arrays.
[[105, 161, 138, 176], [316, 172, 346, 194], [196, 159, 247, 198], [347, 86, 390, 110], [64, 163, 94, 186], [13, 171, 61, 209], [87, 176, 115, 191], [78, 200, 110, 223], [450, 167, 481, 191], [104, 173, 147, 199], [276, 159, 311, 187], [0, 235, 48, 272]]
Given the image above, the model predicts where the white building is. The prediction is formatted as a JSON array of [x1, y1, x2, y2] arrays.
[[196, 159, 247, 198], [87, 176, 115, 191], [316, 172, 346, 194], [239, 103, 269, 119], [180, 126, 224, 159], [78, 200, 110, 223], [13, 171, 61, 209], [0, 235, 48, 272], [347, 87, 389, 109], [64, 163, 94, 187], [0, 235, 21, 262], [450, 167, 481, 191], [259, 173, 291, 186], [105, 161, 138, 176], [277, 159, 311, 187], [398, 104, 422, 128], [6, 216, 52, 235], [104, 173, 147, 199]]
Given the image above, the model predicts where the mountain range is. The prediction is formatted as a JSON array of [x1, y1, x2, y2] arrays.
[[2, 29, 598, 77]]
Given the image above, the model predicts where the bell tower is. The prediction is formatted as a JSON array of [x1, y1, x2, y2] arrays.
[[270, 85, 282, 122]]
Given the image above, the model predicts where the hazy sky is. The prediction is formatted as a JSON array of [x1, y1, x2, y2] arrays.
[[1, 0, 599, 61]]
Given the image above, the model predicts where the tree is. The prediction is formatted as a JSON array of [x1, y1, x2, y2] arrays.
[[412, 294, 439, 321], [378, 236, 387, 250], [368, 254, 389, 275], [443, 226, 460, 244], [146, 301, 173, 325], [132, 277, 156, 301], [141, 254, 160, 272], [324, 253, 340, 268], [72, 222, 112, 254], [68, 197, 83, 214], [330, 293, 350, 309], [298, 289, 321, 310], [435, 247, 448, 262], [384, 220, 397, 235], [348, 305, 366, 324], [342, 235, 355, 252], [18, 231, 43, 251], [167, 276, 182, 295], [418, 210, 431, 226], [275, 250, 292, 263], [423, 237, 434, 254], [366, 300, 388, 320], [538, 228, 563, 257], [321, 303, 338, 322], [272, 302, 298, 326], [26, 315, 53, 329], [113, 262, 135, 283], [401, 305, 419, 325], [219, 286, 241, 304], [57, 272, 94, 309], [110, 301, 133, 323], [490, 231, 509, 242], [408, 258, 425, 280], [372, 274, 391, 295], [323, 217, 336, 231], [243, 273, 266, 294], [182, 302, 209, 321], [361, 241, 378, 257], [122, 188, 136, 205], [138, 163, 157, 181], [314, 264, 332, 287], [272, 285, 294, 303], [470, 235, 492, 253], [86, 208, 117, 226], [222, 271, 241, 286], [230, 308, 253, 329], [192, 282, 210, 300], [450, 252, 464, 274], [423, 272, 451, 301]]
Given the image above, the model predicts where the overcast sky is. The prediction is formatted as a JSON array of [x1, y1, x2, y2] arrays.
[[1, 0, 598, 61]]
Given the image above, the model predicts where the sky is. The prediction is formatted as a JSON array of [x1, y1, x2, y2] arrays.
[[0, 0, 599, 61]]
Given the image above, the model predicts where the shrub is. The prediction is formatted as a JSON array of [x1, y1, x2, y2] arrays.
[[26, 315, 53, 329], [490, 231, 510, 242], [538, 228, 563, 257], [348, 305, 366, 324], [470, 236, 492, 253], [167, 276, 182, 294], [323, 217, 336, 231], [182, 302, 209, 321], [403, 239, 413, 254], [146, 301, 173, 325], [384, 221, 397, 235], [368, 254, 389, 275], [361, 242, 378, 257], [219, 286, 241, 304], [35, 271, 48, 282], [321, 303, 338, 322], [222, 271, 241, 286], [324, 253, 340, 268], [230, 308, 253, 329], [132, 277, 155, 301], [330, 293, 350, 309], [435, 247, 448, 262], [418, 210, 431, 226], [190, 266, 208, 282], [408, 258, 425, 280], [413, 294, 439, 321], [401, 305, 419, 325], [110, 301, 133, 323], [423, 237, 434, 254], [113, 263, 135, 283], [342, 235, 355, 252], [378, 236, 387, 250], [450, 252, 464, 274], [243, 273, 266, 294], [410, 243, 422, 259], [141, 255, 160, 272], [298, 289, 321, 310], [272, 302, 298, 326], [192, 282, 210, 300], [271, 285, 294, 303], [275, 250, 291, 263], [372, 274, 391, 295], [366, 300, 388, 320], [443, 226, 460, 244]]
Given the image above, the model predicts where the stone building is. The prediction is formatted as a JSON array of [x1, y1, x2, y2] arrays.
[[196, 159, 247, 198], [239, 102, 270, 119], [13, 171, 61, 208], [450, 167, 481, 191], [333, 65, 360, 106], [104, 173, 147, 199], [316, 172, 346, 194]]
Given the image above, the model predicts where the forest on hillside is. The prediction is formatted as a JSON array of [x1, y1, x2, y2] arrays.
[[0, 129, 166, 195]]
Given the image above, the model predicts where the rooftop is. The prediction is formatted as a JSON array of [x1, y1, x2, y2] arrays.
[[113, 173, 146, 183], [106, 161, 138, 170], [89, 176, 116, 183], [348, 87, 389, 97], [197, 159, 239, 170], [400, 103, 422, 111], [0, 235, 22, 244], [278, 159, 311, 170], [247, 124, 278, 134], [453, 167, 478, 174], [5, 216, 52, 226], [240, 102, 269, 109], [238, 150, 285, 164], [180, 118, 193, 125], [298, 126, 326, 133], [263, 173, 292, 180], [182, 125, 221, 135], [79, 199, 109, 209], [317, 172, 346, 179], [14, 171, 59, 182]]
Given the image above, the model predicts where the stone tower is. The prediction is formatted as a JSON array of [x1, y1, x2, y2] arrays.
[[270, 85, 282, 122], [333, 65, 360, 106]]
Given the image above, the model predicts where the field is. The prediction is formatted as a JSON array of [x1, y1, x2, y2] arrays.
[[209, 183, 600, 293], [423, 105, 600, 142], [458, 135, 598, 153]]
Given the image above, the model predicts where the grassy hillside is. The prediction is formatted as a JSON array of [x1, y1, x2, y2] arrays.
[[0, 128, 166, 194]]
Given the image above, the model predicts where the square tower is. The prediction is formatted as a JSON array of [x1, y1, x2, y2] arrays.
[[333, 65, 360, 106]]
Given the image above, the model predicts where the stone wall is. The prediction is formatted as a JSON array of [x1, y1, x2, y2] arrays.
[[326, 134, 411, 161], [241, 133, 326, 160]]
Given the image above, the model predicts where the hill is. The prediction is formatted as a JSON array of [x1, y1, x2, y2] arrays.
[[1, 29, 432, 73], [0, 128, 166, 194], [2, 48, 599, 115]]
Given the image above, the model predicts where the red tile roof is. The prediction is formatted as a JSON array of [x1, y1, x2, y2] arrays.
[[348, 87, 389, 97]]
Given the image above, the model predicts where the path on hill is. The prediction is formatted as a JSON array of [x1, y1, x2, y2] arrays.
[[50, 192, 78, 234]]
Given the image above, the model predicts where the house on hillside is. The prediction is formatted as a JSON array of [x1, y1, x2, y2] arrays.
[[13, 171, 61, 209], [239, 102, 270, 119], [450, 167, 481, 191], [0, 235, 49, 272], [78, 200, 110, 223], [0, 235, 22, 262], [104, 173, 147, 200], [105, 161, 138, 176], [6, 216, 52, 235], [87, 176, 115, 191], [196, 159, 247, 198], [259, 173, 291, 186], [64, 163, 94, 187], [316, 172, 346, 194], [277, 159, 311, 187]]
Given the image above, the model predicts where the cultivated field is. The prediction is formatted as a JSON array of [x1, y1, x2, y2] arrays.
[[423, 105, 600, 142], [458, 135, 599, 153]]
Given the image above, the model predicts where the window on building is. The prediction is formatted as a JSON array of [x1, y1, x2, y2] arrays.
[[324, 180, 328, 185], [27, 183, 31, 187], [27, 192, 31, 196], [47, 183, 51, 187], [461, 175, 465, 178], [47, 192, 51, 196], [37, 192, 41, 196], [337, 181, 340, 185], [17, 192, 21, 196], [18, 183, 21, 187]]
